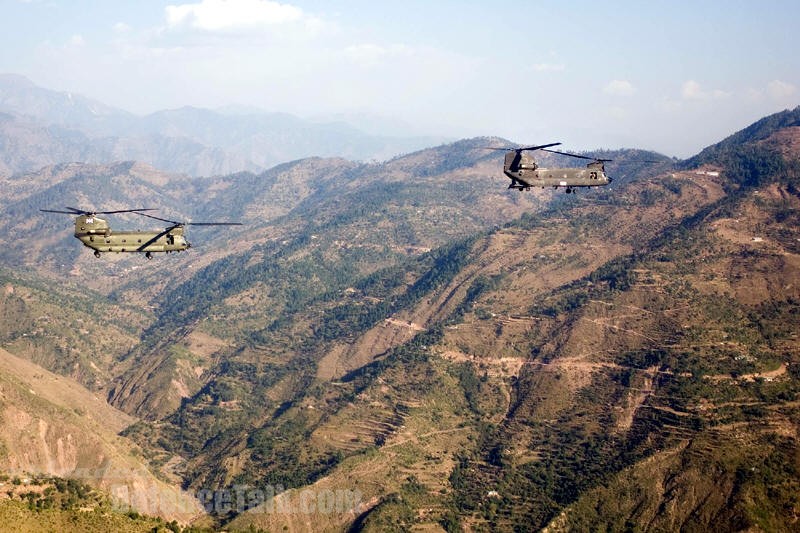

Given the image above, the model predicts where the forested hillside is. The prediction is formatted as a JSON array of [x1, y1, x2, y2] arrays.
[[1, 108, 799, 531]]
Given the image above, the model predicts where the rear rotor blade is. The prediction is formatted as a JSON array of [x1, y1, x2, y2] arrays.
[[185, 222, 243, 226], [540, 148, 602, 161], [134, 212, 181, 225], [133, 212, 242, 226], [541, 149, 667, 164], [45, 207, 156, 215]]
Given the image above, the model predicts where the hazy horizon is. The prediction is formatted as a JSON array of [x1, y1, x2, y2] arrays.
[[1, 0, 799, 158]]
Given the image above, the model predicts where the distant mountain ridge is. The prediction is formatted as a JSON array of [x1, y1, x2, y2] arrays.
[[0, 73, 449, 177], [0, 73, 132, 131]]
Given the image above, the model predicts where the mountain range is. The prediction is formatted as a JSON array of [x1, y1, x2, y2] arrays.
[[0, 80, 798, 531], [0, 74, 448, 178]]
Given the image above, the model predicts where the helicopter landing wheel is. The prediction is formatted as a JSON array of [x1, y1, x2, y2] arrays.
[[145, 252, 153, 260], [566, 188, 572, 194], [94, 250, 101, 258]]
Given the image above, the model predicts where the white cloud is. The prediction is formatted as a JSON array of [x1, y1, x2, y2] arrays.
[[113, 22, 132, 34], [681, 80, 704, 99], [681, 80, 729, 100], [603, 79, 635, 96], [766, 79, 797, 100], [165, 0, 305, 31]]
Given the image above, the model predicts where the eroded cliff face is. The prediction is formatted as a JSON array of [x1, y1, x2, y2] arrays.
[[0, 348, 203, 522]]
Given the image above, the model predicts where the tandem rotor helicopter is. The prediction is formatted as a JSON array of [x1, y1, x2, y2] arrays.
[[40, 207, 242, 259], [487, 142, 660, 194]]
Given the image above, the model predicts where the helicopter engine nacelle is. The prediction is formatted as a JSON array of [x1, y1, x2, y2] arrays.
[[74, 214, 110, 237]]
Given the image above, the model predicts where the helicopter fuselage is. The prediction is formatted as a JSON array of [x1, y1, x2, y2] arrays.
[[503, 150, 610, 192], [504, 166, 611, 190], [73, 215, 190, 256]]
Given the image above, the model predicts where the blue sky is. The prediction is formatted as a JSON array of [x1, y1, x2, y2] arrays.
[[1, 0, 798, 157]]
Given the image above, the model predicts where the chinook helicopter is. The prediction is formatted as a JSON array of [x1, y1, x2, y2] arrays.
[[488, 142, 617, 193], [41, 207, 242, 259]]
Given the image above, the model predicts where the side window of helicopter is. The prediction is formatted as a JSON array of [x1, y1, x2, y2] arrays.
[[590, 171, 598, 179]]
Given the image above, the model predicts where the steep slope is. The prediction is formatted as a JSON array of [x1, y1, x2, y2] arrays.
[[430, 135, 799, 531], [228, 120, 800, 531], [0, 348, 203, 522], [0, 139, 545, 415], [4, 106, 799, 531], [103, 138, 551, 418], [0, 136, 567, 518], [112, 150, 681, 530], [687, 105, 800, 166], [0, 269, 151, 391]]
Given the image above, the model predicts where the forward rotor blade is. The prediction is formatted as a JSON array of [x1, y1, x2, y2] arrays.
[[483, 142, 562, 152], [516, 142, 562, 152], [51, 207, 155, 215], [41, 208, 82, 214], [94, 208, 156, 215], [136, 225, 179, 252]]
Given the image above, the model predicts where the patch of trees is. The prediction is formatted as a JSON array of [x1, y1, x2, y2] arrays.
[[314, 236, 479, 341]]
